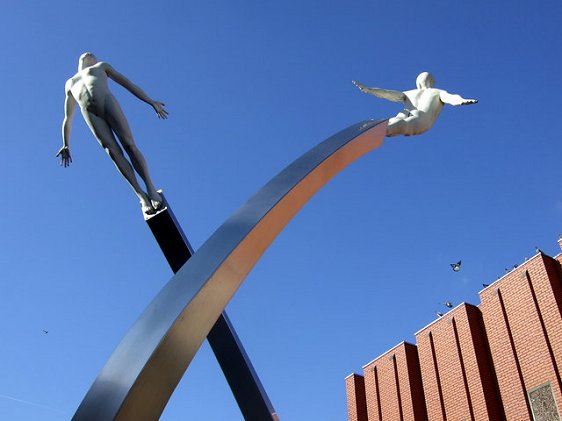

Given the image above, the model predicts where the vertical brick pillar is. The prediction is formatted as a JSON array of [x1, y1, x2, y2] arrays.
[[345, 374, 368, 421], [479, 254, 562, 419], [415, 304, 502, 420], [362, 342, 427, 420]]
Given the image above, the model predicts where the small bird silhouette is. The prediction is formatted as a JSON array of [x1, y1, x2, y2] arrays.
[[42, 330, 48, 334], [482, 283, 490, 288], [436, 311, 444, 317], [535, 246, 543, 254], [441, 301, 453, 308], [450, 261, 462, 272]]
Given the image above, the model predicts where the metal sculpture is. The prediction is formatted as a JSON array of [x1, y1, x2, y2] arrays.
[[144, 195, 277, 420], [72, 119, 387, 420]]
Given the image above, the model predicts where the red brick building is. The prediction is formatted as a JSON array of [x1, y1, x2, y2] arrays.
[[346, 237, 562, 420], [359, 342, 427, 421]]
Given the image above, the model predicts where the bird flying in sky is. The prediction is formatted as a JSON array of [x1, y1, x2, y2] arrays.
[[450, 261, 461, 272]]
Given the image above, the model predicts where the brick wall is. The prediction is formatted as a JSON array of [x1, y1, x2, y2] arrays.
[[345, 373, 368, 421], [346, 238, 562, 421], [362, 342, 427, 420], [415, 303, 502, 420], [480, 253, 562, 419]]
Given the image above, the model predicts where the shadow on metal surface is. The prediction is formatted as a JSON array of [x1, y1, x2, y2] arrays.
[[72, 119, 387, 421]]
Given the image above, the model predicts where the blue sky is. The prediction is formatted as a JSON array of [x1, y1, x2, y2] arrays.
[[0, 0, 561, 420]]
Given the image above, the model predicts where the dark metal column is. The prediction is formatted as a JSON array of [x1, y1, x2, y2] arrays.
[[145, 198, 278, 420]]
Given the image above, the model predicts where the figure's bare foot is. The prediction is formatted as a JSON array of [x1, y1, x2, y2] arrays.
[[148, 190, 163, 210], [140, 194, 156, 215], [141, 203, 156, 215]]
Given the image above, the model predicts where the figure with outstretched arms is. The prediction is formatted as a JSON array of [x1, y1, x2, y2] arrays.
[[59, 52, 168, 215], [353, 72, 477, 137]]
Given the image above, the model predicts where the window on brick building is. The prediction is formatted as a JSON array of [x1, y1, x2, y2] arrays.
[[528, 382, 561, 421]]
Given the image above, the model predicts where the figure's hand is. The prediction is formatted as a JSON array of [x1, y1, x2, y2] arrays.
[[441, 91, 479, 106], [56, 146, 72, 167], [352, 80, 368, 93], [151, 101, 168, 119]]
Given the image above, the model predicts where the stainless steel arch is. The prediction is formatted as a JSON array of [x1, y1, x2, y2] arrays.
[[72, 119, 387, 421]]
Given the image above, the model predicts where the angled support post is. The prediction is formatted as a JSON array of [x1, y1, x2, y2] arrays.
[[145, 198, 278, 420]]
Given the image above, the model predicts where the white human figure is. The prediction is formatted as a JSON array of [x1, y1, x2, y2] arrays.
[[58, 52, 168, 215], [352, 72, 477, 137]]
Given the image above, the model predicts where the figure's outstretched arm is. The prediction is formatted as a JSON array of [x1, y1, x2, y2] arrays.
[[440, 91, 478, 106], [352, 80, 406, 102], [104, 63, 169, 119], [58, 86, 76, 167]]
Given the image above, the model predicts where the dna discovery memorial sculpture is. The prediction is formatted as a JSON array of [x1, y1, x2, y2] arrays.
[[66, 70, 476, 420]]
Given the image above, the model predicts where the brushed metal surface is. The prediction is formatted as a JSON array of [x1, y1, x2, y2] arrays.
[[72, 119, 386, 420], [145, 195, 277, 420]]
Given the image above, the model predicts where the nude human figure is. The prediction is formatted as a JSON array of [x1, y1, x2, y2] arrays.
[[352, 72, 477, 137], [58, 52, 168, 214]]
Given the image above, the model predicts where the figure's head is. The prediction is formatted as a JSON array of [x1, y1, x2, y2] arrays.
[[78, 52, 97, 70], [416, 72, 435, 89]]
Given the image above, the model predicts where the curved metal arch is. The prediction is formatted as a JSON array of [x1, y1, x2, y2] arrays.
[[72, 119, 387, 421]]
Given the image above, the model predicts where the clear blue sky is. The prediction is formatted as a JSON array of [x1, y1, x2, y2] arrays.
[[0, 0, 560, 420]]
